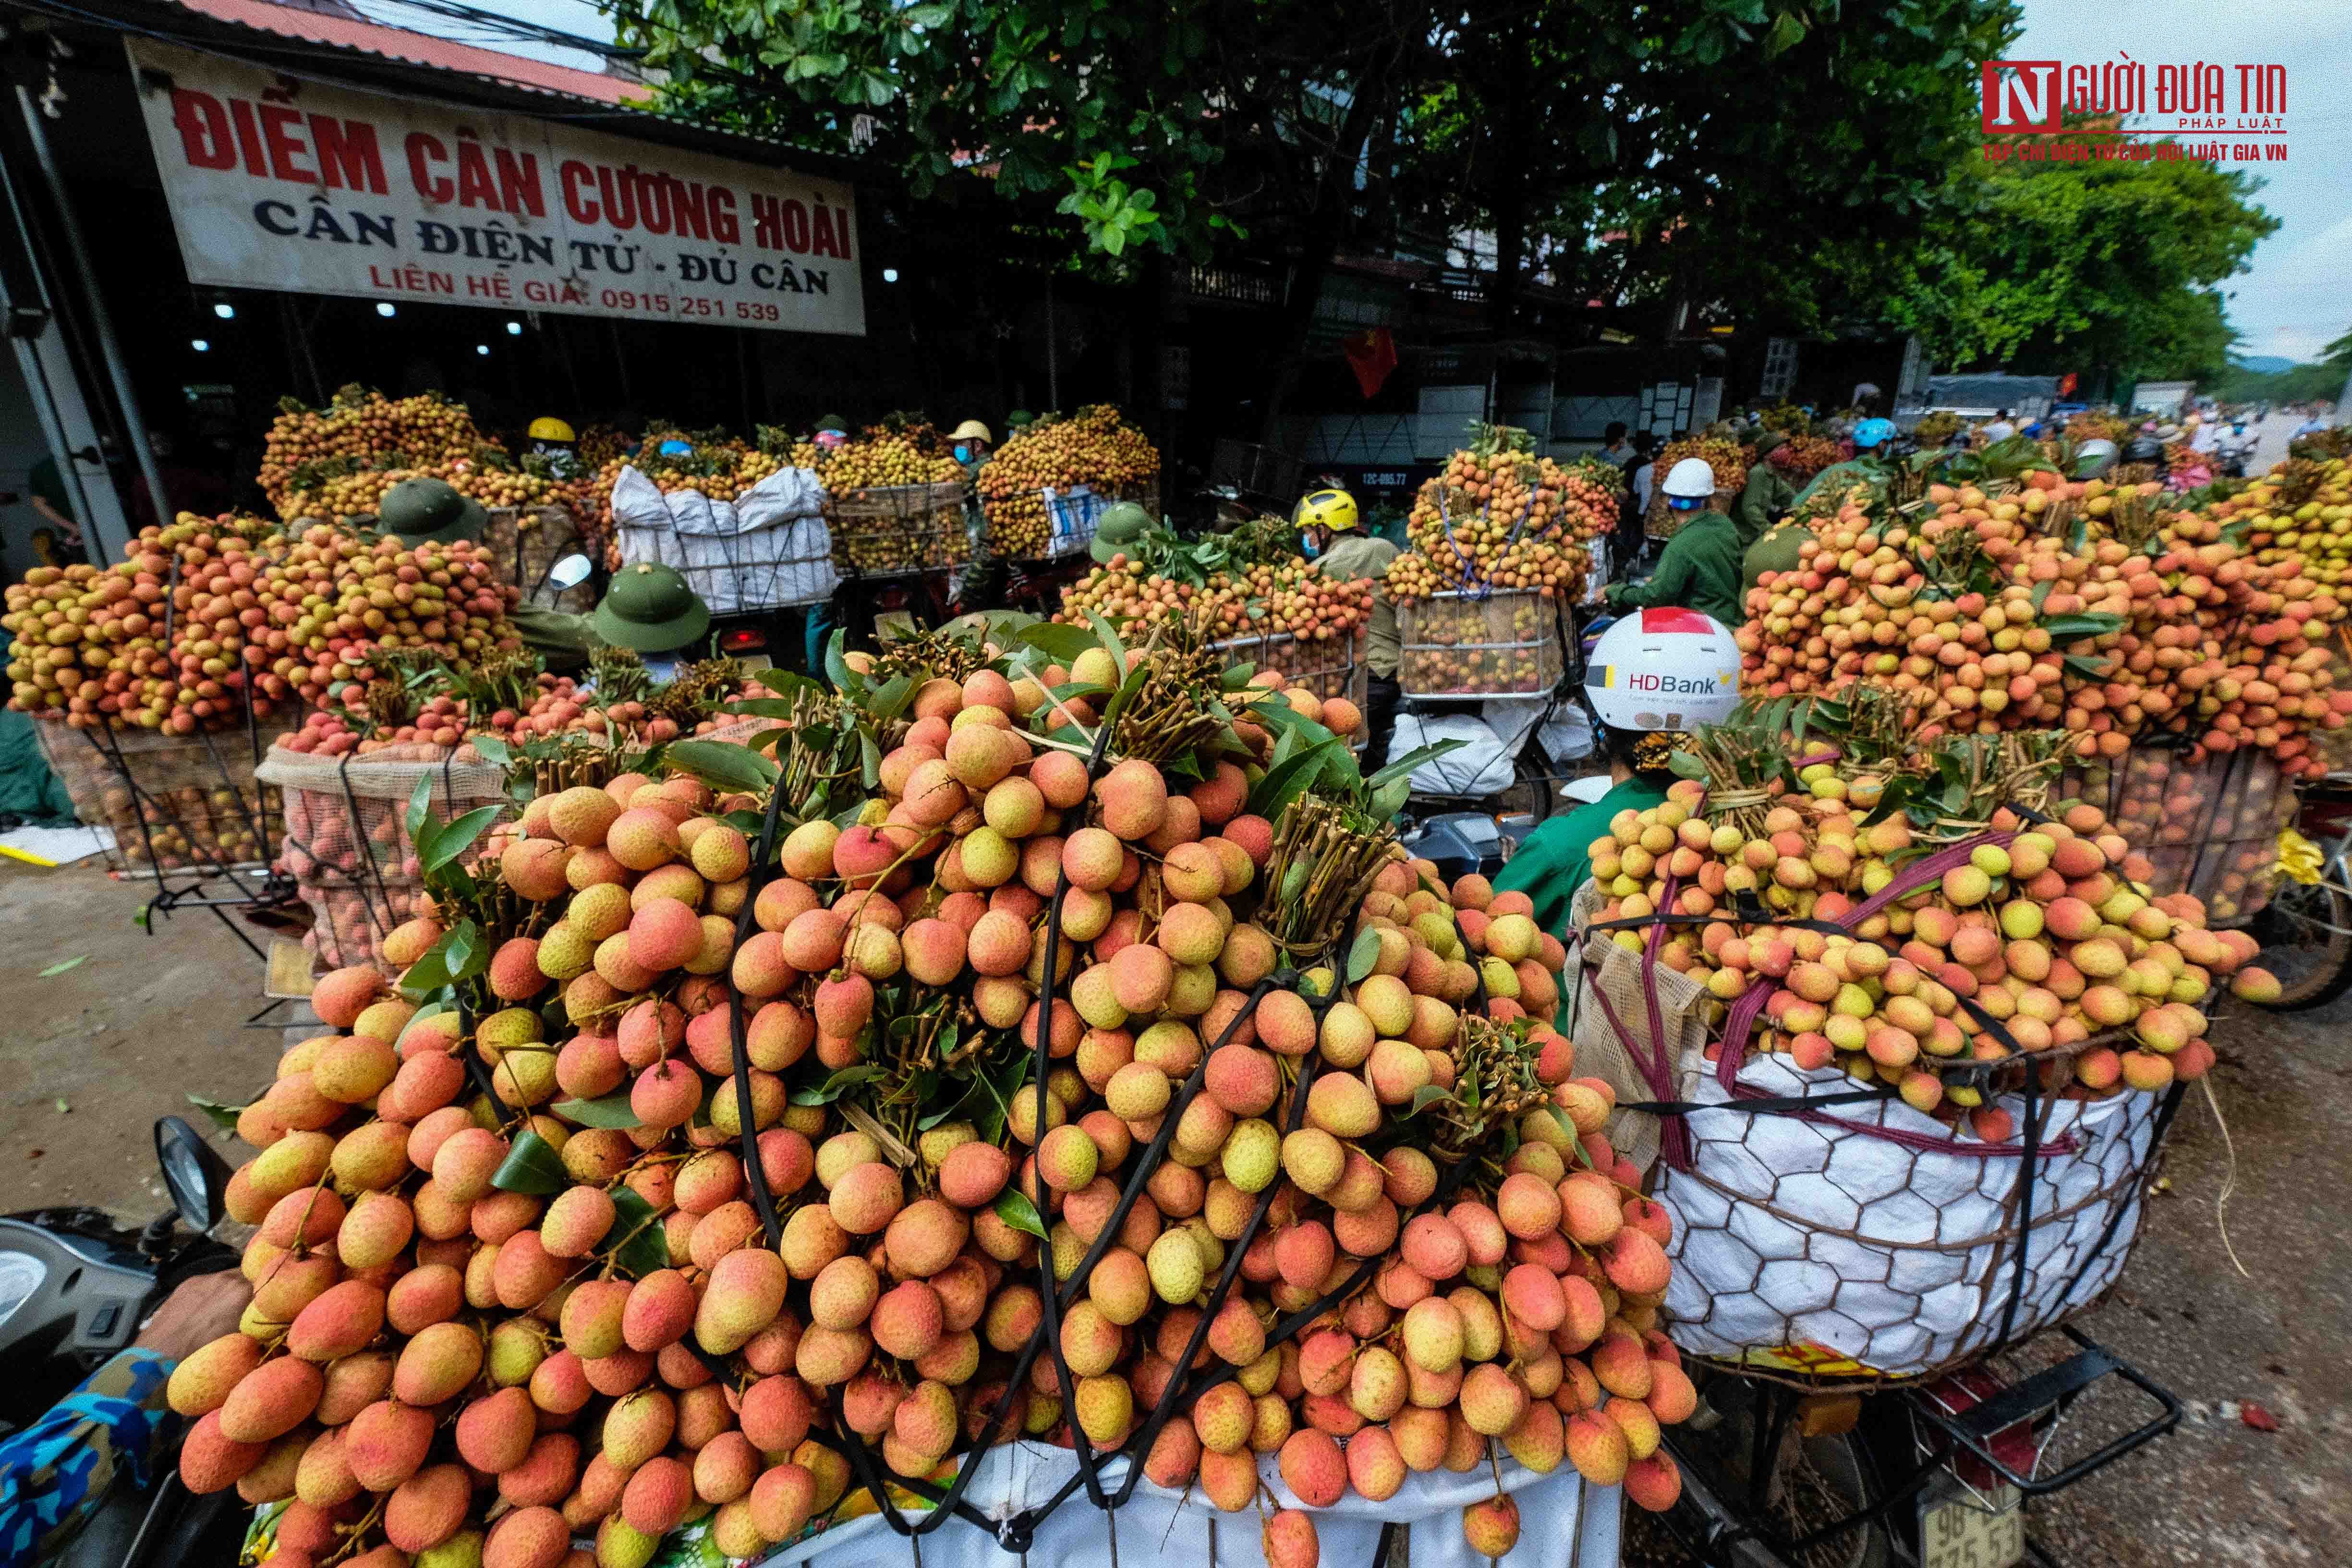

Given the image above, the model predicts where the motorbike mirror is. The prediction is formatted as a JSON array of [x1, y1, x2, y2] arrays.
[[154, 1116, 231, 1233], [549, 554, 594, 591]]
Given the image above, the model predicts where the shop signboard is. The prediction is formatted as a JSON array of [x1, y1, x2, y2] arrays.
[[126, 39, 864, 336]]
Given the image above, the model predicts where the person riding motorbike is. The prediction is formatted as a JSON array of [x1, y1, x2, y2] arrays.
[[0, 1272, 250, 1568], [1604, 459, 1744, 627], [591, 562, 713, 683], [1297, 487, 1402, 771], [525, 415, 581, 478], [950, 420, 993, 480], [1493, 609, 1742, 939]]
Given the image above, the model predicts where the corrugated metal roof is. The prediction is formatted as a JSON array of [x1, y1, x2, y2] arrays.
[[165, 0, 643, 106]]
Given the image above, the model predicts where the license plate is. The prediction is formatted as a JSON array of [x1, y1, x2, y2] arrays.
[[1920, 1480, 2024, 1568]]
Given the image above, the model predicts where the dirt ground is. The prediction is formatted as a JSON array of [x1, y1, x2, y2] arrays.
[[0, 858, 2343, 1565]]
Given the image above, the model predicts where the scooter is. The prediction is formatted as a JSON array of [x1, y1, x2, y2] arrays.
[[0, 1117, 244, 1567]]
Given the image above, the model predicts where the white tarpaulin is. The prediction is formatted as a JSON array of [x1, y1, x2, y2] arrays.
[[612, 465, 837, 613], [126, 39, 864, 336]]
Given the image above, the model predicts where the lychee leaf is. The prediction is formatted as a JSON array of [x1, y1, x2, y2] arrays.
[[492, 1130, 569, 1194], [184, 1093, 246, 1132], [603, 1187, 672, 1278], [1402, 1085, 1451, 1119], [666, 740, 781, 796], [552, 1093, 643, 1129], [993, 1188, 1047, 1241], [405, 773, 435, 848], [1346, 926, 1382, 983], [421, 806, 504, 875], [1017, 622, 1097, 665]]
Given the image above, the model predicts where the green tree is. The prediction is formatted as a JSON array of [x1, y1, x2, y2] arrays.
[[1878, 124, 2278, 386], [1400, 0, 2020, 335]]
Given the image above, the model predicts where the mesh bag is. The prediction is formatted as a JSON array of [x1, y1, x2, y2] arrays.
[[1565, 847, 2185, 1386], [259, 742, 512, 974], [483, 504, 597, 610], [827, 482, 972, 575], [1397, 591, 1566, 697], [31, 713, 291, 877], [2065, 746, 2293, 925]]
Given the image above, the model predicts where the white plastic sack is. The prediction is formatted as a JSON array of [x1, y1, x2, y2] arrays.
[[613, 464, 838, 613], [752, 1442, 1618, 1568], [1658, 1050, 2164, 1379], [1393, 713, 1516, 796]]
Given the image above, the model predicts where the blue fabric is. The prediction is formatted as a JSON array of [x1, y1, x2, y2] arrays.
[[0, 1348, 175, 1568]]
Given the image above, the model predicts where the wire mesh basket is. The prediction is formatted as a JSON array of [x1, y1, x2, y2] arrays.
[[2062, 747, 2295, 925], [1397, 591, 1567, 698], [484, 504, 596, 610], [1565, 860, 2187, 1391], [827, 481, 973, 576], [31, 713, 292, 878], [1208, 627, 1368, 711]]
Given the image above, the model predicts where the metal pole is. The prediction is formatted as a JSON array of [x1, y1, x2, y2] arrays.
[[15, 85, 172, 527]]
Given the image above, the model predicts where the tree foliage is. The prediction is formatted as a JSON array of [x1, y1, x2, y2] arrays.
[[1877, 125, 2278, 384]]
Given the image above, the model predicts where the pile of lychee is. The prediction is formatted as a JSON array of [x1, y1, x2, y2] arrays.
[[4, 514, 522, 733], [1056, 558, 1375, 648], [259, 388, 485, 515], [1737, 466, 2352, 779], [978, 407, 1159, 558], [1395, 434, 1604, 600], [1583, 776, 2272, 1130], [176, 642, 1690, 1568]]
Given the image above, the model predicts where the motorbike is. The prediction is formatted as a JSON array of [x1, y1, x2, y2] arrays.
[[0, 1117, 244, 1568], [2242, 772, 2352, 1011], [2212, 425, 2259, 479]]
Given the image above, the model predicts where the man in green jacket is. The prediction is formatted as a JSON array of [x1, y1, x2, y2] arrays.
[[1495, 608, 1742, 939], [1603, 458, 1743, 627], [1734, 430, 1795, 545]]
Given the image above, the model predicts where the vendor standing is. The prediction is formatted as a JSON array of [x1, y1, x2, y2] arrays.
[[1603, 459, 1743, 627], [1297, 487, 1401, 772], [1494, 610, 1742, 939]]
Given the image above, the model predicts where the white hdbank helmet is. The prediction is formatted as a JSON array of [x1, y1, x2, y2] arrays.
[[1586, 608, 1742, 732]]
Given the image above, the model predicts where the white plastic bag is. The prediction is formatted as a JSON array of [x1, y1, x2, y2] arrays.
[[1392, 712, 1516, 796], [612, 464, 837, 612], [761, 1441, 1618, 1568]]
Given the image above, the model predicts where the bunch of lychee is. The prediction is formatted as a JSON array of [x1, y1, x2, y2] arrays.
[[1584, 778, 2271, 1129], [174, 646, 1687, 1567]]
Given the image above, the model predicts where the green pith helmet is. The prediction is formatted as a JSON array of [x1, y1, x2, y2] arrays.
[[592, 562, 711, 653], [1749, 429, 1788, 459], [1006, 410, 1036, 430], [816, 413, 849, 436], [377, 477, 488, 547]]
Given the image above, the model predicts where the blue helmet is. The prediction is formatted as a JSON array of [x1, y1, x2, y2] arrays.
[[657, 438, 693, 457], [1854, 418, 1896, 450]]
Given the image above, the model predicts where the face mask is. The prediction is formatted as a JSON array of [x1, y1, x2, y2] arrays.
[[954, 445, 970, 463], [1301, 532, 1320, 559]]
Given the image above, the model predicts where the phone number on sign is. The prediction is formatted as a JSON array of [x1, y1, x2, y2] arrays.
[[598, 289, 783, 323]]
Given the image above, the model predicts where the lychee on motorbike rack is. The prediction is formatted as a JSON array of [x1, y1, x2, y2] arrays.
[[1567, 811, 2192, 1565]]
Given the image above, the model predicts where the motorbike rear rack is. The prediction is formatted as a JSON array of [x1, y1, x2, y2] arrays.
[[1909, 1326, 2182, 1499]]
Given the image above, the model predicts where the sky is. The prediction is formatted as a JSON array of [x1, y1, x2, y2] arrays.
[[2012, 0, 2352, 365], [375, 0, 2352, 368]]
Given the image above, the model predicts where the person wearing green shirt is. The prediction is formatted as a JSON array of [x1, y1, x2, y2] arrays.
[[1734, 431, 1795, 546], [1495, 608, 1744, 941], [1298, 486, 1403, 770], [1603, 458, 1743, 627]]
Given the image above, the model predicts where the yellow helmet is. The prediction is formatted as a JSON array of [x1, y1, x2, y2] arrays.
[[1294, 488, 1359, 532], [528, 417, 576, 443], [950, 419, 992, 444]]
